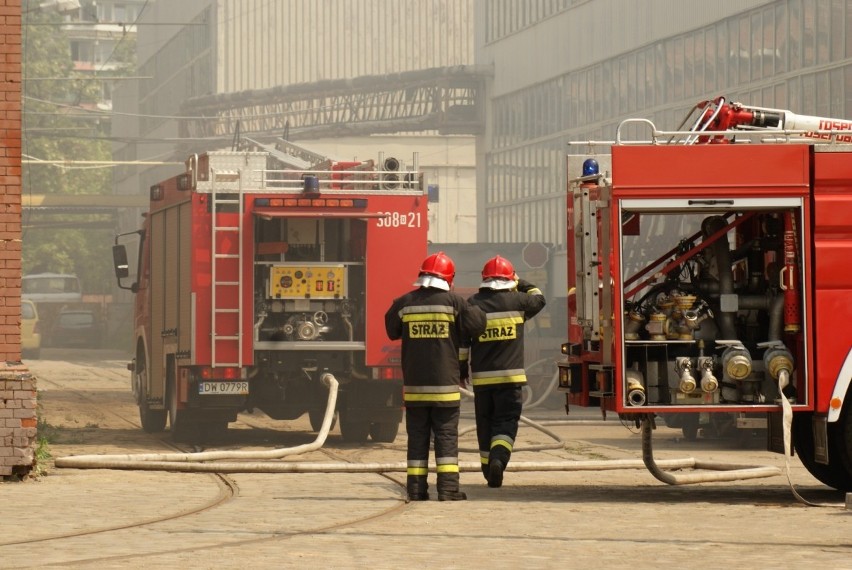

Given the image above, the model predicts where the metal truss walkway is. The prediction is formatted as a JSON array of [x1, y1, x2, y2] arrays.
[[178, 65, 492, 143]]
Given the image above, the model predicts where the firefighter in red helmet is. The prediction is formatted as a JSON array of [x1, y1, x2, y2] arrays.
[[385, 252, 486, 501], [465, 255, 546, 488]]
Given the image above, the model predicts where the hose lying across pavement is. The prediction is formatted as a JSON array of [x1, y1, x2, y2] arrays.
[[55, 373, 341, 469], [56, 374, 784, 490]]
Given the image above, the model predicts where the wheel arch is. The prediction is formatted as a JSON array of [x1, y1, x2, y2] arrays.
[[827, 347, 852, 423]]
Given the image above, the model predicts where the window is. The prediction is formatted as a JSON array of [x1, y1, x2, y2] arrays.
[[21, 303, 35, 319]]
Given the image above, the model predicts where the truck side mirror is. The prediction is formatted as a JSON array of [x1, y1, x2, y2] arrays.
[[113, 244, 130, 279]]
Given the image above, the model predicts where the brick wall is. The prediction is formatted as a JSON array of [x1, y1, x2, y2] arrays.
[[0, 1, 32, 478], [0, 0, 21, 362], [0, 362, 35, 477]]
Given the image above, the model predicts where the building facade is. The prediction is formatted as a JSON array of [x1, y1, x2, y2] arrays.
[[475, 0, 852, 246], [112, 0, 477, 244], [43, 0, 145, 110]]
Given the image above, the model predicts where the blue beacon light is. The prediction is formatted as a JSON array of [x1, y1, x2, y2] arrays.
[[582, 158, 599, 177]]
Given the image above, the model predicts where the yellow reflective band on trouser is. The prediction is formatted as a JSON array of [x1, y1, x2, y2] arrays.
[[404, 392, 461, 403], [471, 374, 527, 387], [480, 452, 489, 465], [491, 438, 513, 452], [436, 457, 459, 473], [407, 459, 428, 476]]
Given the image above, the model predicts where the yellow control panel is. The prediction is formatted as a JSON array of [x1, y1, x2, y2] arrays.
[[268, 264, 347, 299]]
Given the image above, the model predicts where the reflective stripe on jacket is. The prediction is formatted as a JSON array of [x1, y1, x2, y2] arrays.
[[385, 287, 487, 406], [467, 281, 545, 391]]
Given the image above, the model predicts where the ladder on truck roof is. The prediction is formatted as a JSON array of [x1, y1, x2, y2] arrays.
[[210, 168, 244, 368]]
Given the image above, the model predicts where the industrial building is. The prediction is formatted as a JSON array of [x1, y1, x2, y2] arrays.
[[111, 0, 478, 244], [475, 0, 852, 246], [112, 1, 851, 250]]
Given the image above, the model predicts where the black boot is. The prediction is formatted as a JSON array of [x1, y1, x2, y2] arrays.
[[487, 458, 504, 488], [407, 473, 429, 502], [437, 490, 467, 501]]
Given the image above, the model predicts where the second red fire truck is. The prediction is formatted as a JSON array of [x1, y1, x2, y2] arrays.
[[114, 146, 427, 443], [559, 97, 852, 491]]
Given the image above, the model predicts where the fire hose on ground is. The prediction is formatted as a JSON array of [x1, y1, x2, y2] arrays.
[[57, 373, 795, 495], [55, 373, 342, 469]]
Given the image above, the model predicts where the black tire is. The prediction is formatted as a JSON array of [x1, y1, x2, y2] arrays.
[[829, 404, 852, 489], [681, 425, 698, 441], [140, 398, 167, 433], [308, 408, 337, 432], [369, 421, 400, 443], [339, 412, 370, 443], [168, 367, 197, 443], [792, 413, 851, 490], [681, 414, 700, 441], [136, 358, 166, 433]]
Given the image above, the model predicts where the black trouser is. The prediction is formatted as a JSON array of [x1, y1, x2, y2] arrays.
[[474, 386, 523, 477], [405, 405, 461, 495]]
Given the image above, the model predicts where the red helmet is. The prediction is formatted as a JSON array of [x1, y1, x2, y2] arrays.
[[420, 252, 455, 285], [481, 255, 514, 280]]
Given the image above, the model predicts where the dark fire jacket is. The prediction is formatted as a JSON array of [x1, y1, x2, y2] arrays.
[[385, 286, 487, 406], [467, 279, 546, 391]]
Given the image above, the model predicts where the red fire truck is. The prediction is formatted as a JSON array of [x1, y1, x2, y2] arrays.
[[558, 97, 852, 491], [113, 147, 427, 443]]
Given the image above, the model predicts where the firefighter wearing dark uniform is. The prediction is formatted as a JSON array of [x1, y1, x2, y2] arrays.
[[466, 256, 546, 488], [385, 252, 487, 502]]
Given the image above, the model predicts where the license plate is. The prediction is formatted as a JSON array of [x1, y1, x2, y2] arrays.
[[198, 381, 249, 395]]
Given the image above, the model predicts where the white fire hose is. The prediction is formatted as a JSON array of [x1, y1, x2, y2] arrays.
[[56, 371, 822, 505], [776, 370, 840, 507], [640, 416, 781, 484], [55, 373, 341, 469]]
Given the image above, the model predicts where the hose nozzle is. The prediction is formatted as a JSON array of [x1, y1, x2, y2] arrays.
[[676, 357, 697, 394], [763, 345, 794, 380], [697, 356, 718, 392], [721, 344, 752, 381], [626, 370, 646, 406]]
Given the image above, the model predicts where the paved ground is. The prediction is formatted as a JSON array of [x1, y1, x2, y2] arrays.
[[1, 350, 850, 569]]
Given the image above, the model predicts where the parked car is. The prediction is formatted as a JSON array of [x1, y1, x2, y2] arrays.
[[50, 309, 104, 349], [20, 300, 41, 359], [21, 273, 82, 303]]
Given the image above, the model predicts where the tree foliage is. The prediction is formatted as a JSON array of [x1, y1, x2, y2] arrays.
[[22, 0, 121, 294]]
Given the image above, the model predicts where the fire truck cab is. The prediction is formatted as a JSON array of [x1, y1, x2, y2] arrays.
[[114, 149, 427, 443], [558, 98, 852, 491]]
